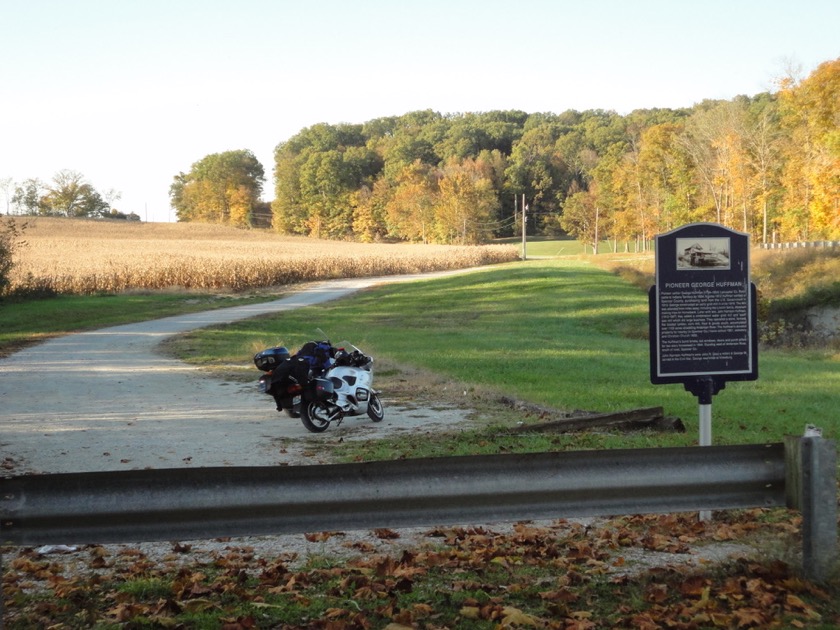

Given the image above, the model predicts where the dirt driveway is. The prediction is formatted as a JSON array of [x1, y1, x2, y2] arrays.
[[0, 273, 475, 476]]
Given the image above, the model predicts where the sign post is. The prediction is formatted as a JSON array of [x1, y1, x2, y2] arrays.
[[649, 223, 758, 516]]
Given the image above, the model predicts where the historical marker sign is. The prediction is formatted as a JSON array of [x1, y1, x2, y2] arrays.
[[649, 223, 758, 394]]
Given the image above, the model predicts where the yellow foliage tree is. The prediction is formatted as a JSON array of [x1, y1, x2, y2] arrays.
[[226, 185, 253, 228], [170, 150, 264, 227], [385, 161, 438, 243], [434, 158, 499, 245], [778, 58, 840, 239]]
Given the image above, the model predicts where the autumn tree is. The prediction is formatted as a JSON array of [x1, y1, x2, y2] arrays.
[[298, 147, 381, 239], [11, 179, 47, 215], [505, 122, 572, 225], [298, 150, 351, 238], [679, 101, 734, 225], [47, 170, 110, 217], [434, 157, 499, 244], [740, 96, 784, 242], [671, 97, 786, 241], [0, 218, 27, 295], [561, 189, 602, 253], [272, 124, 380, 237], [609, 142, 650, 249], [11, 171, 111, 217], [170, 150, 264, 227], [379, 110, 446, 179], [635, 122, 698, 231], [271, 142, 305, 233], [777, 58, 840, 239], [0, 177, 13, 214], [267, 60, 837, 245], [385, 160, 438, 243], [350, 179, 389, 242], [433, 110, 526, 161]]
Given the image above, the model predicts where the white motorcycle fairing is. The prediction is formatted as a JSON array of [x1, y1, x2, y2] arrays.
[[327, 363, 373, 416]]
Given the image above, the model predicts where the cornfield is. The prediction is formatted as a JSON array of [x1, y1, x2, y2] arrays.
[[4, 217, 519, 295]]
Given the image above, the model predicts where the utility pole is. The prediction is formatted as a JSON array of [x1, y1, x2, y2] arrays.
[[521, 194, 528, 261]]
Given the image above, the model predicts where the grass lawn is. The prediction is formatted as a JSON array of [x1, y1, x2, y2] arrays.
[[164, 258, 840, 456]]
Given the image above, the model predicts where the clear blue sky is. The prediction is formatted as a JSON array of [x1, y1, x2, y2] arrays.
[[2, 0, 838, 223]]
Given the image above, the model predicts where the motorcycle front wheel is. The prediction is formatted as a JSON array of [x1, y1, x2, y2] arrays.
[[301, 401, 332, 433], [367, 393, 384, 422]]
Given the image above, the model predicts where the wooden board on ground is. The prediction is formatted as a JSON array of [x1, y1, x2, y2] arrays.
[[511, 406, 685, 434]]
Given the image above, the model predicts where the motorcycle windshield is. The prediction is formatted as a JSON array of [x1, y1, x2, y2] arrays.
[[334, 340, 360, 354]]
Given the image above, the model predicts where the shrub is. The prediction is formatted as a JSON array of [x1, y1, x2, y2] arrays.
[[0, 218, 28, 297]]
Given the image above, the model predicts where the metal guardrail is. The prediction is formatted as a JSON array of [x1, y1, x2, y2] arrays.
[[2, 444, 786, 544], [1, 440, 836, 581]]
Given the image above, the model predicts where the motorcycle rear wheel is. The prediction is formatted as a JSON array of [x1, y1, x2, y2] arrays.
[[367, 393, 384, 422], [301, 401, 331, 433]]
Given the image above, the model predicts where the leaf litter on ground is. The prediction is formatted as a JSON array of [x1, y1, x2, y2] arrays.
[[3, 508, 838, 628]]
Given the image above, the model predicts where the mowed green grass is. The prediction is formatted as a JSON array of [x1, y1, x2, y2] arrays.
[[170, 259, 839, 449], [0, 292, 282, 357]]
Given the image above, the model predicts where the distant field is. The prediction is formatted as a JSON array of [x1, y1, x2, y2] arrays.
[[4, 218, 519, 295], [500, 236, 650, 258]]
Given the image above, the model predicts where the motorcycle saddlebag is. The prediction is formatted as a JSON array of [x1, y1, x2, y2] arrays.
[[311, 377, 335, 402], [254, 346, 291, 371]]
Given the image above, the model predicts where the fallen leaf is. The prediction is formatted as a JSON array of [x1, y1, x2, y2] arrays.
[[644, 583, 669, 603], [220, 616, 257, 630], [460, 605, 481, 619], [539, 588, 579, 604], [501, 605, 541, 626], [180, 598, 218, 614], [304, 531, 344, 542], [785, 594, 822, 619], [411, 602, 434, 617], [732, 607, 767, 627], [678, 575, 709, 597]]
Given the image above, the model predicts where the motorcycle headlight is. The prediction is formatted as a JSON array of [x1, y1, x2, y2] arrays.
[[356, 388, 369, 401]]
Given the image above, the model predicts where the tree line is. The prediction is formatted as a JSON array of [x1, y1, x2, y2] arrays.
[[6, 58, 835, 247], [1, 171, 137, 220], [263, 57, 838, 248]]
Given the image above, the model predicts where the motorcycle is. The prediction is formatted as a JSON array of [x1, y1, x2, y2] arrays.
[[255, 336, 384, 433]]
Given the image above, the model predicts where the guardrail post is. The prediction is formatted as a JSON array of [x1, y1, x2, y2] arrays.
[[785, 433, 838, 582]]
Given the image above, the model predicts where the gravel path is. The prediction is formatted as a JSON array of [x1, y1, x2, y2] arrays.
[[0, 273, 473, 476]]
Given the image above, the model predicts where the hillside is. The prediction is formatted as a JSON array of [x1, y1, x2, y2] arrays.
[[600, 247, 840, 347]]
